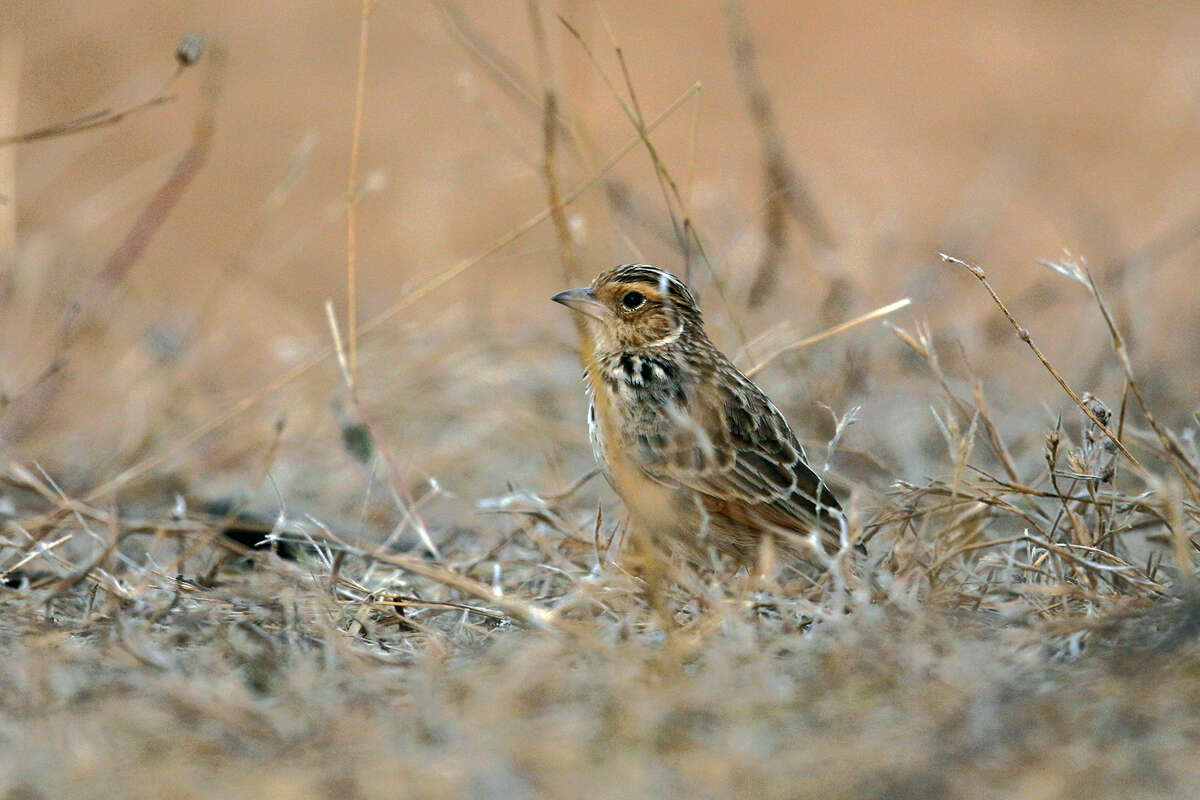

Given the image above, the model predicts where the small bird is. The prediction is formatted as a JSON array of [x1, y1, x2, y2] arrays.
[[552, 264, 850, 568]]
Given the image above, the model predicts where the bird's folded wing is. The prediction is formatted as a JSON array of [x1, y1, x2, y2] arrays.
[[636, 386, 840, 530]]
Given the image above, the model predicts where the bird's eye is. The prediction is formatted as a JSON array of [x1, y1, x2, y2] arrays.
[[621, 290, 645, 310]]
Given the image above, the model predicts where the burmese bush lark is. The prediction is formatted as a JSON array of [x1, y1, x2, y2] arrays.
[[553, 264, 850, 566]]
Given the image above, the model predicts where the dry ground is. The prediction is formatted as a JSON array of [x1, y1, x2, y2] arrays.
[[2, 2, 1200, 798]]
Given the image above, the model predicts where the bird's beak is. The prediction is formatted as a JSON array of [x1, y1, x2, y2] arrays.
[[551, 287, 610, 321]]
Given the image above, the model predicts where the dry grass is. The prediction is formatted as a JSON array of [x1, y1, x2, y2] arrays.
[[3, 4, 1200, 798]]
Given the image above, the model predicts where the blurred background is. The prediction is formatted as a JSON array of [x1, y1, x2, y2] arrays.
[[2, 1, 1198, 540]]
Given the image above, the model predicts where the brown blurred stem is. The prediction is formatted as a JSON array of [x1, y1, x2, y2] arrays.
[[345, 0, 371, 383], [0, 42, 223, 445], [725, 0, 835, 307], [81, 48, 223, 316], [528, 1, 581, 288]]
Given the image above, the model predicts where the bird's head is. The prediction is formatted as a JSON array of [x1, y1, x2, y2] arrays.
[[551, 264, 705, 353]]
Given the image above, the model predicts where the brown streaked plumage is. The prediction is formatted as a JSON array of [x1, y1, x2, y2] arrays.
[[552, 264, 852, 567]]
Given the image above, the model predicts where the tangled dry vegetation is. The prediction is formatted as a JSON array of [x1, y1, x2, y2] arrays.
[[3, 313, 1200, 799], [3, 6, 1200, 800]]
